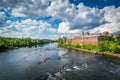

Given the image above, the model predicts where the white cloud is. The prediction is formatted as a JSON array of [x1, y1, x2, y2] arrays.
[[102, 6, 120, 23], [47, 27, 57, 33], [57, 3, 105, 35], [89, 6, 120, 34], [0, 0, 120, 39], [69, 3, 106, 30], [11, 0, 50, 17], [11, 0, 76, 19], [47, 0, 74, 20], [48, 34, 60, 40], [1, 0, 106, 31], [11, 6, 27, 17], [58, 21, 82, 37], [6, 20, 12, 24], [89, 22, 120, 33], [0, 12, 6, 26], [0, 19, 52, 38], [58, 22, 70, 33], [57, 4, 120, 36], [0, 12, 6, 19]]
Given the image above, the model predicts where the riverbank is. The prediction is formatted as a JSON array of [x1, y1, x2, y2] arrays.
[[0, 37, 56, 50], [61, 45, 120, 58]]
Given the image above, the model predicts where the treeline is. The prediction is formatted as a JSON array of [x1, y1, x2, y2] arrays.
[[58, 36, 120, 54], [0, 37, 55, 49]]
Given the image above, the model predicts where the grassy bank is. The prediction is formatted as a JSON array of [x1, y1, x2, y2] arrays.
[[61, 44, 120, 58]]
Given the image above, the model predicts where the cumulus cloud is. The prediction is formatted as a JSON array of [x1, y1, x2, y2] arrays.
[[58, 22, 70, 33], [0, 0, 20, 8], [89, 6, 120, 34], [0, 0, 50, 9], [70, 3, 106, 30], [0, 0, 120, 39], [0, 19, 52, 38], [11, 0, 51, 17], [57, 3, 106, 34], [89, 22, 120, 33], [10, 0, 75, 19], [0, 0, 108, 30], [57, 3, 120, 35], [0, 0, 51, 17], [47, 27, 57, 33], [0, 12, 6, 19], [48, 2, 107, 31], [103, 6, 120, 23], [58, 21, 82, 36], [0, 11, 6, 26], [1, 0, 74, 19], [47, 0, 75, 20]]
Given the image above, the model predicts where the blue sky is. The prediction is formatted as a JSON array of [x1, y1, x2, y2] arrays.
[[0, 0, 120, 39]]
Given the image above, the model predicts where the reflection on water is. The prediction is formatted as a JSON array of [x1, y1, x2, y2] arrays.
[[0, 43, 120, 80]]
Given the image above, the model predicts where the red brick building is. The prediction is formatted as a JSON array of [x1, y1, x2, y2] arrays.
[[65, 32, 108, 45]]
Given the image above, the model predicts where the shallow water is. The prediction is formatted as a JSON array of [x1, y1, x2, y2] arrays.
[[0, 43, 120, 80]]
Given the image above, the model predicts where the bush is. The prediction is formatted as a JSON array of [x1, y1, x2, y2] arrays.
[[103, 36, 114, 41], [98, 41, 120, 53], [116, 36, 120, 45], [58, 38, 63, 45], [108, 42, 120, 53], [75, 44, 81, 48]]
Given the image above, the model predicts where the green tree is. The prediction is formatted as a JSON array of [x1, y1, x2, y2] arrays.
[[75, 44, 81, 48], [103, 36, 114, 41], [98, 41, 120, 53], [58, 38, 63, 45], [0, 37, 53, 50], [116, 36, 120, 45], [98, 41, 110, 52], [108, 42, 119, 53]]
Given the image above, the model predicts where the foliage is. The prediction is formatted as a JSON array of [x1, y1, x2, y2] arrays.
[[103, 36, 114, 41], [98, 35, 120, 53], [62, 41, 120, 54], [0, 37, 54, 50], [97, 40, 120, 53], [75, 44, 81, 48], [98, 41, 109, 52], [79, 44, 97, 51], [83, 44, 97, 50], [108, 42, 119, 53], [58, 38, 63, 45], [116, 36, 120, 45]]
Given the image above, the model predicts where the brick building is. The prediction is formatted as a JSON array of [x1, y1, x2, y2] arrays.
[[65, 32, 109, 45]]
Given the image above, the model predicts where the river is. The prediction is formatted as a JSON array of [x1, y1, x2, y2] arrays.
[[0, 43, 120, 80]]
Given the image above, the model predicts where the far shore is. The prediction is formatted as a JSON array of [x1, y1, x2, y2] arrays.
[[62, 45, 120, 58]]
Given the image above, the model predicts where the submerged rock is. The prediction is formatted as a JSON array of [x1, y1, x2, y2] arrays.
[[38, 57, 49, 64]]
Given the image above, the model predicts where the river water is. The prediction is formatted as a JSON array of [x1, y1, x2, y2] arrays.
[[0, 43, 120, 80]]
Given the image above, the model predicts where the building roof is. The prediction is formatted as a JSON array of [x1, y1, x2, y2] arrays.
[[74, 34, 103, 39]]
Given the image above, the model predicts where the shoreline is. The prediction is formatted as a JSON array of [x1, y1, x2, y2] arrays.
[[62, 45, 120, 58]]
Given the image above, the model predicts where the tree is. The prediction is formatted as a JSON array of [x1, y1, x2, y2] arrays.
[[103, 36, 114, 41], [0, 37, 53, 50], [98, 41, 120, 53], [98, 41, 110, 52], [116, 36, 120, 45], [58, 38, 63, 45], [108, 42, 119, 53]]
